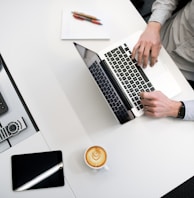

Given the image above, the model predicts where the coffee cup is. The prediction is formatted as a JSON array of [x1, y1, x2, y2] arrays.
[[84, 145, 108, 170]]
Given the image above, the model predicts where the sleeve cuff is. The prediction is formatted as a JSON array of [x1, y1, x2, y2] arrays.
[[183, 100, 194, 121], [149, 9, 172, 25]]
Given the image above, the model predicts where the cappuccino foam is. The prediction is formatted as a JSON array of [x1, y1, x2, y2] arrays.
[[85, 146, 107, 168]]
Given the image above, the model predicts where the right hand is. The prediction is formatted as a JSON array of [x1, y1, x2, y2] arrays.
[[140, 91, 181, 118], [132, 22, 162, 67]]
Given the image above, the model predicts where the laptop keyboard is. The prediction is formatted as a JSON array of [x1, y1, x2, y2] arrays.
[[104, 43, 155, 111], [89, 61, 133, 123]]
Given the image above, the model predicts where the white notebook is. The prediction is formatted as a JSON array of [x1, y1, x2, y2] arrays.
[[61, 8, 110, 40]]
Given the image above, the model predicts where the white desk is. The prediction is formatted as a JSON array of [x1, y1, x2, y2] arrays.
[[0, 0, 194, 197]]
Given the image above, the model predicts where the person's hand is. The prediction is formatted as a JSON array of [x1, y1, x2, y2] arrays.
[[132, 22, 162, 67], [140, 91, 182, 118]]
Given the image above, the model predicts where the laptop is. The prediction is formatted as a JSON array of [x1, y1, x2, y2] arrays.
[[74, 31, 181, 124]]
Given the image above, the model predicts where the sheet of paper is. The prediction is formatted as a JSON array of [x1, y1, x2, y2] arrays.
[[61, 8, 110, 40]]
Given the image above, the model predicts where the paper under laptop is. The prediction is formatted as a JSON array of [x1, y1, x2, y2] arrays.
[[74, 31, 181, 124]]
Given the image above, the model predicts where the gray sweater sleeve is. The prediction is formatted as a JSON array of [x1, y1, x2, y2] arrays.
[[148, 0, 179, 25]]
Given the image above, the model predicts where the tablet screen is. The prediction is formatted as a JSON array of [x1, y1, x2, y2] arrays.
[[11, 150, 65, 191]]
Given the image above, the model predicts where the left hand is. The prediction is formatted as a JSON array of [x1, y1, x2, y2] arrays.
[[132, 22, 162, 67]]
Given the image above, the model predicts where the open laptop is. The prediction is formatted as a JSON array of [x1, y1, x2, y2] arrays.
[[74, 31, 181, 124]]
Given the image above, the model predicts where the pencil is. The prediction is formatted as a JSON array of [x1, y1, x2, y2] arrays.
[[72, 11, 101, 21], [73, 13, 102, 25]]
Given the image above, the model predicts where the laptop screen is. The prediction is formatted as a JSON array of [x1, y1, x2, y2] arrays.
[[74, 42, 101, 68]]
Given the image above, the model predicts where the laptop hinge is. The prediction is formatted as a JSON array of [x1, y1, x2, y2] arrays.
[[100, 60, 133, 111]]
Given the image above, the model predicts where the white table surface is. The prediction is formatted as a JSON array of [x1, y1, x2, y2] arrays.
[[0, 0, 194, 197]]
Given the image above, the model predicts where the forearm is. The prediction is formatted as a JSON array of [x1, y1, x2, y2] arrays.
[[146, 21, 162, 34], [162, 99, 194, 120], [149, 0, 179, 25], [168, 100, 182, 118]]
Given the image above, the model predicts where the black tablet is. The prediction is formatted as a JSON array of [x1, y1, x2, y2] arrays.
[[11, 150, 65, 191], [161, 176, 194, 198]]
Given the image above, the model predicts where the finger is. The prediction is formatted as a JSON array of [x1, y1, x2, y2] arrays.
[[137, 44, 145, 66], [150, 45, 161, 66], [140, 91, 153, 100], [132, 43, 140, 60], [140, 91, 156, 100], [141, 98, 155, 107], [150, 57, 157, 67], [144, 108, 161, 118], [140, 92, 152, 100], [139, 92, 144, 99], [144, 105, 160, 116], [142, 44, 152, 67], [144, 109, 156, 117]]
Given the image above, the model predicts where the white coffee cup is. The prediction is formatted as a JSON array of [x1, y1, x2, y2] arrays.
[[84, 145, 108, 170]]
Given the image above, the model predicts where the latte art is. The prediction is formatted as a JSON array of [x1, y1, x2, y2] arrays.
[[85, 146, 107, 168]]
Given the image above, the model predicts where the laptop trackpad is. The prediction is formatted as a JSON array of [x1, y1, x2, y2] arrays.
[[144, 61, 181, 98]]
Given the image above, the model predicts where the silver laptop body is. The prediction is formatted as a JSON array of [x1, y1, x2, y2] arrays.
[[74, 31, 180, 124]]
